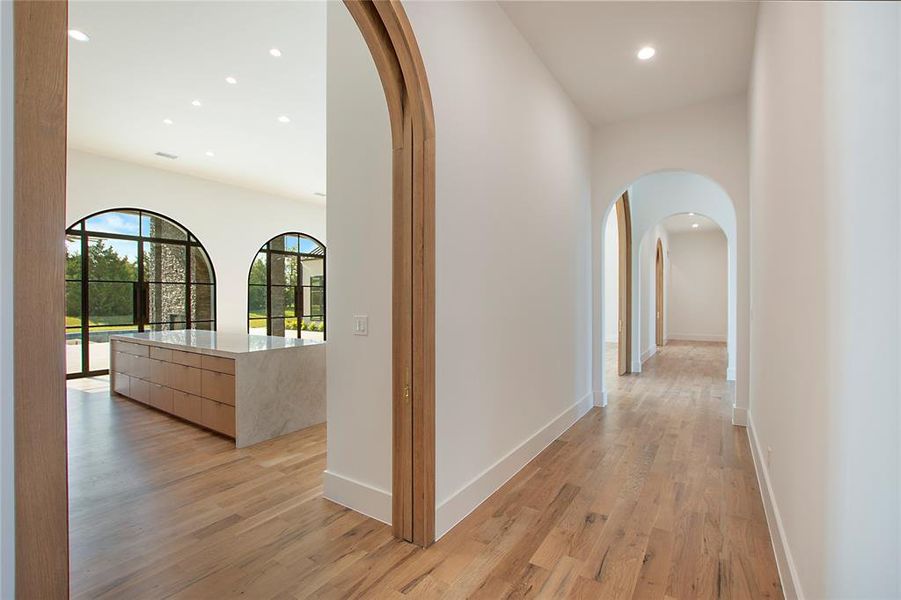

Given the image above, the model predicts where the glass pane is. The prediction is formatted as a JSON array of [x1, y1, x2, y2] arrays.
[[143, 241, 187, 283], [192, 321, 214, 331], [249, 253, 267, 285], [300, 318, 324, 341], [270, 253, 297, 286], [69, 222, 82, 231], [147, 283, 187, 325], [66, 331, 82, 375], [301, 257, 324, 286], [269, 234, 297, 253], [248, 318, 267, 335], [141, 213, 188, 240], [87, 327, 136, 371], [88, 282, 135, 326], [191, 247, 214, 283], [269, 286, 295, 318], [66, 281, 82, 327], [270, 317, 298, 338], [147, 322, 186, 332], [249, 285, 267, 318], [66, 235, 82, 280], [85, 211, 140, 236], [299, 235, 322, 255], [88, 237, 138, 281], [191, 284, 214, 321], [306, 286, 325, 317]]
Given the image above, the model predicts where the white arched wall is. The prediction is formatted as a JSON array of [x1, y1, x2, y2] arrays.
[[591, 94, 749, 425], [629, 172, 737, 378]]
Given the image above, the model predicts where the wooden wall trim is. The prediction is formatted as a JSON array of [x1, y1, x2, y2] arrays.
[[13, 1, 70, 597], [343, 0, 436, 547]]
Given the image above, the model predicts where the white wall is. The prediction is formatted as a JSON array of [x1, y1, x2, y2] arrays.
[[627, 171, 737, 376], [66, 149, 326, 336], [749, 2, 899, 597], [0, 0, 14, 594], [603, 205, 618, 343], [403, 0, 592, 538], [666, 230, 727, 342], [323, 1, 394, 523], [592, 95, 749, 421]]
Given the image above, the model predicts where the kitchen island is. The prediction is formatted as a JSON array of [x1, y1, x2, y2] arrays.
[[109, 330, 325, 448]]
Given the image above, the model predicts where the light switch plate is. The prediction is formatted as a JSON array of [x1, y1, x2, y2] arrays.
[[353, 315, 369, 336]]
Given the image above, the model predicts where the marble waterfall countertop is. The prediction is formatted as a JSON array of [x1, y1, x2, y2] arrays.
[[110, 330, 324, 358]]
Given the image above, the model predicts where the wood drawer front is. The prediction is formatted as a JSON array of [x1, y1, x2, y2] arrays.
[[172, 390, 203, 424], [172, 349, 202, 368], [201, 370, 235, 406], [116, 341, 149, 357], [201, 355, 235, 375], [131, 355, 151, 380], [130, 378, 150, 404], [200, 398, 235, 437], [150, 384, 174, 413], [149, 346, 172, 362], [168, 363, 202, 396], [113, 352, 132, 376], [149, 359, 169, 386], [112, 372, 130, 397]]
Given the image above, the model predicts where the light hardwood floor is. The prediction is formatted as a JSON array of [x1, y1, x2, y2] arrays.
[[68, 341, 781, 599]]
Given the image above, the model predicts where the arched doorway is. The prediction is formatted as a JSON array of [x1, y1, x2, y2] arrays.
[[615, 192, 632, 375], [65, 208, 217, 378], [13, 1, 436, 595]]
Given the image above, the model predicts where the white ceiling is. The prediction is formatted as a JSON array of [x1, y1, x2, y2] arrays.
[[661, 213, 721, 234], [68, 1, 326, 202], [499, 1, 758, 126]]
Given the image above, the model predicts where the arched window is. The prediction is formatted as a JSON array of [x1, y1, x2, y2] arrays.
[[65, 209, 216, 378], [248, 232, 325, 340]]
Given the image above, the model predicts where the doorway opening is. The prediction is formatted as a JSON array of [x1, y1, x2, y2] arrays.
[[14, 1, 436, 596]]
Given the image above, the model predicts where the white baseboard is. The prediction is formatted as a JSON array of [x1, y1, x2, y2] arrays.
[[435, 392, 593, 539], [593, 389, 607, 407], [631, 360, 642, 372], [640, 346, 657, 363], [667, 333, 727, 343], [731, 405, 747, 426], [323, 470, 392, 526], [747, 414, 804, 599], [726, 366, 736, 381]]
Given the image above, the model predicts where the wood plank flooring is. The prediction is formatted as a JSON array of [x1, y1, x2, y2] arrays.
[[68, 341, 782, 599]]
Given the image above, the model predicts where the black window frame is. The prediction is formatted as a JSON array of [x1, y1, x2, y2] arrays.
[[66, 208, 217, 379], [247, 232, 326, 340]]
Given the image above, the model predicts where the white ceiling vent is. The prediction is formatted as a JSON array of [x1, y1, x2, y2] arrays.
[[154, 151, 178, 160]]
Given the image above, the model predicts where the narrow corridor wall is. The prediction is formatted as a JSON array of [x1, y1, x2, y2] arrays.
[[749, 2, 900, 596]]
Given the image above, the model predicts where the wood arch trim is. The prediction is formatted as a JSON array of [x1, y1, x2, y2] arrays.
[[343, 0, 436, 547], [656, 238, 664, 348], [616, 192, 633, 375]]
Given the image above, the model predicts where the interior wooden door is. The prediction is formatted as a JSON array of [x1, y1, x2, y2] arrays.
[[655, 239, 664, 347], [616, 192, 632, 375]]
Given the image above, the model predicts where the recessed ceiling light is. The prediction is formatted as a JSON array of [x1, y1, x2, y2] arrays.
[[162, 118, 173, 125], [637, 46, 656, 61], [225, 76, 238, 85], [269, 48, 282, 58], [691, 223, 700, 229], [205, 151, 215, 157], [68, 29, 90, 42], [688, 212, 695, 216], [192, 99, 202, 107], [277, 115, 291, 123]]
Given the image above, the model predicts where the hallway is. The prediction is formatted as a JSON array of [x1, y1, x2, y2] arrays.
[[67, 341, 780, 599]]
